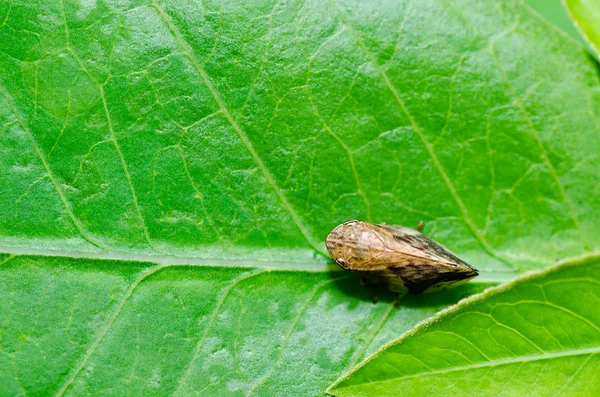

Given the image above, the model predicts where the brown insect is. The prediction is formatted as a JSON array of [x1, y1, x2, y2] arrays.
[[326, 220, 478, 303]]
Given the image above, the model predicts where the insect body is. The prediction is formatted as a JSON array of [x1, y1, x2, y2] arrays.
[[326, 220, 478, 294]]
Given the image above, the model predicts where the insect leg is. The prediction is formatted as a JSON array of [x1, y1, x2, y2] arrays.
[[415, 220, 424, 232], [394, 294, 400, 307], [372, 286, 378, 304], [360, 276, 378, 289]]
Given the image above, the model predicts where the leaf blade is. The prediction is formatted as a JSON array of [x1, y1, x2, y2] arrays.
[[564, 0, 600, 58], [0, 0, 599, 395], [328, 253, 600, 396], [1, 0, 598, 269], [0, 254, 491, 396]]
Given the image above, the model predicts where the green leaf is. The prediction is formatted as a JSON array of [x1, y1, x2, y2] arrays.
[[1, 0, 599, 395], [525, 0, 586, 44], [1, 0, 599, 269], [0, 254, 491, 396], [327, 253, 600, 396], [564, 0, 600, 58]]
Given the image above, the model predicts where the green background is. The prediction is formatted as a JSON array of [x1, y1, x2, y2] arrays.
[[1, 0, 598, 395]]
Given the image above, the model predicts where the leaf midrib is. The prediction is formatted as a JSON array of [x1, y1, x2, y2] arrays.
[[331, 346, 600, 391], [150, 0, 326, 256], [0, 245, 333, 271], [4, 252, 595, 396], [328, 253, 600, 393], [0, 246, 523, 281], [326, 0, 521, 270], [2, 0, 579, 272]]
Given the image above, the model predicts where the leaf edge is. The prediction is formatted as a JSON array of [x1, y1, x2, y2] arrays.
[[325, 250, 600, 395], [562, 0, 600, 60]]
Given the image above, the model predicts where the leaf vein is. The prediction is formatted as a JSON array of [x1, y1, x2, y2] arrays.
[[497, 300, 600, 333], [98, 84, 160, 252], [334, 347, 600, 390], [550, 353, 594, 397], [150, 0, 325, 256], [54, 263, 173, 396], [326, 0, 519, 270], [0, 85, 104, 250], [305, 84, 372, 221], [173, 269, 265, 395], [246, 275, 349, 396], [0, 254, 15, 266], [345, 302, 396, 371], [445, 0, 590, 250]]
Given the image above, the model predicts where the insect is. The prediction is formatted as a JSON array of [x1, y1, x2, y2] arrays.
[[326, 220, 478, 303]]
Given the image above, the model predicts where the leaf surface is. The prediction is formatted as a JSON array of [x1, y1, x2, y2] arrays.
[[526, 0, 586, 43], [564, 0, 600, 58], [328, 253, 600, 396], [1, 0, 598, 269], [0, 254, 490, 396], [0, 0, 599, 395]]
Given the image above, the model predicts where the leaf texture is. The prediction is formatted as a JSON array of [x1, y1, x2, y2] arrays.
[[328, 254, 600, 396], [0, 0, 599, 395], [0, 254, 490, 396], [0, 0, 599, 270], [564, 0, 600, 58]]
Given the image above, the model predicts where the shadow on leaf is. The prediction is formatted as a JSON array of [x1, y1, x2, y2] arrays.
[[328, 268, 493, 307]]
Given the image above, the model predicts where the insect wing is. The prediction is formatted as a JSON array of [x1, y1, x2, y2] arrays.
[[376, 223, 471, 267], [326, 220, 479, 294]]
